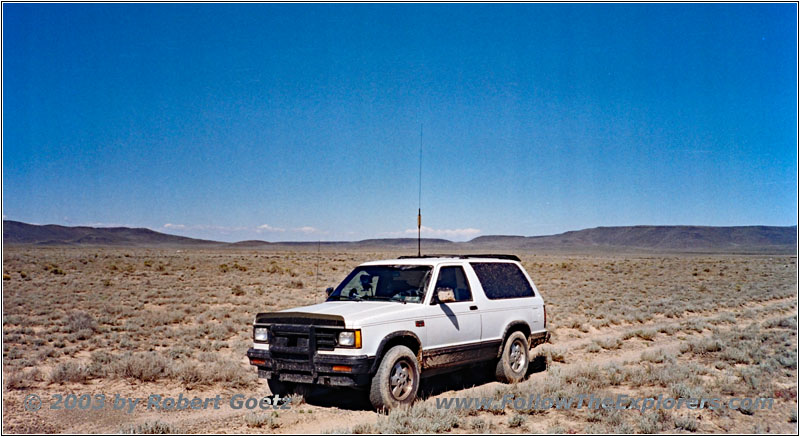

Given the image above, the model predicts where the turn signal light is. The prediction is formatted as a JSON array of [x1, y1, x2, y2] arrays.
[[332, 365, 352, 372], [250, 358, 265, 366]]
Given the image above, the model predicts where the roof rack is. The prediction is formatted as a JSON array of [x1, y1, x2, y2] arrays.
[[397, 254, 521, 262]]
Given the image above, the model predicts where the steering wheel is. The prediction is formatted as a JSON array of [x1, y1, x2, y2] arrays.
[[391, 289, 415, 300]]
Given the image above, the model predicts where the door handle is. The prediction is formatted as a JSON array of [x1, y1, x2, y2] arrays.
[[469, 305, 478, 311]]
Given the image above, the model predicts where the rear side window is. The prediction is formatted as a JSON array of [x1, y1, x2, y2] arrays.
[[470, 262, 535, 299]]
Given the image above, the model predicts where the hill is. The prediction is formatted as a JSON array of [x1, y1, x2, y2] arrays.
[[2, 221, 220, 247], [465, 225, 797, 253], [3, 221, 795, 253]]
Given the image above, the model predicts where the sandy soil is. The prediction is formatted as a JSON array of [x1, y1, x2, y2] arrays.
[[2, 247, 797, 433]]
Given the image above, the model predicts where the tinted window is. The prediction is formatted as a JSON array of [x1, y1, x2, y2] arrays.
[[470, 262, 535, 299], [434, 266, 472, 302]]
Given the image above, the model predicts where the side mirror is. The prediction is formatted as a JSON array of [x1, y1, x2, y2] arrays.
[[435, 287, 455, 304], [325, 287, 335, 297]]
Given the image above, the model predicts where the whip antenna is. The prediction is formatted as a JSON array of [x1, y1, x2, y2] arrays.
[[417, 125, 422, 257], [315, 239, 320, 301]]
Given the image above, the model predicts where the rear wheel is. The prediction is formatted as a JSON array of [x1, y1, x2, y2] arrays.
[[369, 345, 419, 410], [495, 331, 529, 383]]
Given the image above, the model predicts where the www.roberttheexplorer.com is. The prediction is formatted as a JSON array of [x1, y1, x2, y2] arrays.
[[435, 393, 773, 412]]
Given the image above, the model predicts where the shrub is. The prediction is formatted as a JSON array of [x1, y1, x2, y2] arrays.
[[764, 316, 798, 330], [374, 403, 464, 433], [50, 361, 90, 383], [245, 412, 279, 429], [597, 337, 622, 350], [469, 418, 489, 432], [67, 311, 96, 333], [5, 369, 41, 390], [508, 413, 526, 428], [351, 423, 375, 434], [539, 346, 565, 363], [641, 348, 674, 364], [674, 415, 698, 432], [86, 351, 114, 378], [671, 382, 705, 400], [175, 362, 204, 388], [113, 352, 170, 382], [206, 358, 258, 389], [121, 421, 180, 434]]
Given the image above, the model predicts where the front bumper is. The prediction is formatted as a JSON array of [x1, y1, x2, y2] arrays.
[[247, 348, 374, 387]]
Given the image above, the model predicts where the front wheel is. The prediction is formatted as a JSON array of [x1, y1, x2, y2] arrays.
[[369, 345, 420, 410], [495, 331, 529, 383]]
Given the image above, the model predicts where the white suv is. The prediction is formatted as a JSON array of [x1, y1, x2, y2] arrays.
[[247, 254, 549, 409]]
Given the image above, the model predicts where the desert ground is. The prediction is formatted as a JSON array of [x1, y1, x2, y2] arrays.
[[2, 246, 797, 433]]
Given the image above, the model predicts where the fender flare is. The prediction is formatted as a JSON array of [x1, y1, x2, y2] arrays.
[[497, 321, 531, 358], [369, 330, 422, 374]]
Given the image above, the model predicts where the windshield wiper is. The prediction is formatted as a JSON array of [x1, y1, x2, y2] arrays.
[[364, 296, 391, 301]]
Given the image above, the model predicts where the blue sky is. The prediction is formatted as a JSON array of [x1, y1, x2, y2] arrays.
[[3, 4, 797, 242]]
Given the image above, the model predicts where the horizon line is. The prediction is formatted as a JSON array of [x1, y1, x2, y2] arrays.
[[3, 219, 797, 245]]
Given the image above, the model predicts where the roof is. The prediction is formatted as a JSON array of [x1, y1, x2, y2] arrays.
[[360, 254, 521, 266], [398, 254, 521, 261]]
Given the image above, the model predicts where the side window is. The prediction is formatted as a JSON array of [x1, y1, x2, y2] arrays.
[[434, 266, 472, 302], [470, 262, 535, 299]]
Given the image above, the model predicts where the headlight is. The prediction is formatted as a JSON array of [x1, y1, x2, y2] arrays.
[[338, 330, 361, 348], [338, 331, 354, 346], [253, 327, 269, 342]]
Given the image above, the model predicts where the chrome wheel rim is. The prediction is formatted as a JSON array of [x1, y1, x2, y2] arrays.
[[389, 359, 414, 400], [510, 339, 526, 373]]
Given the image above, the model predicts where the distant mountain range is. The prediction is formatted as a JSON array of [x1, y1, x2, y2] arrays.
[[2, 220, 220, 247], [3, 220, 796, 254]]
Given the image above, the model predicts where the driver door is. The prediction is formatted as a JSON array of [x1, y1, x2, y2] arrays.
[[420, 264, 482, 368]]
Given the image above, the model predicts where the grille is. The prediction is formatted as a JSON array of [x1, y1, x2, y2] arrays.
[[267, 324, 339, 360], [315, 328, 338, 350]]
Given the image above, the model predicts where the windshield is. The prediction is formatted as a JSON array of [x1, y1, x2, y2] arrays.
[[327, 265, 432, 303]]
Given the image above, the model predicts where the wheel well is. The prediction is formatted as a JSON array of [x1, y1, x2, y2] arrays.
[[498, 322, 531, 357], [372, 333, 421, 373]]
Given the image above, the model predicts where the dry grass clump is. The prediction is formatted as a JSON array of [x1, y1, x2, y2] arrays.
[[49, 361, 91, 383], [372, 402, 466, 433], [244, 412, 280, 429], [120, 420, 181, 434], [328, 401, 467, 434], [536, 345, 565, 363], [113, 352, 170, 382], [5, 368, 42, 390], [66, 311, 97, 333], [637, 409, 674, 433]]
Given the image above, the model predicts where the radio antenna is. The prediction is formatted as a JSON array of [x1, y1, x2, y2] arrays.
[[417, 125, 422, 257], [314, 239, 320, 302]]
